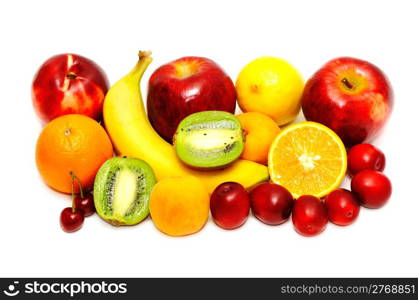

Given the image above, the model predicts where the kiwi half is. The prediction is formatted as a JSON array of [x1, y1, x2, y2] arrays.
[[93, 157, 156, 226], [173, 111, 244, 169]]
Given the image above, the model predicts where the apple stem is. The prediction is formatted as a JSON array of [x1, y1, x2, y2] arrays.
[[341, 78, 354, 90], [66, 72, 77, 79]]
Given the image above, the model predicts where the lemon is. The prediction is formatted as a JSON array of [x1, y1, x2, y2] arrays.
[[236, 57, 304, 125]]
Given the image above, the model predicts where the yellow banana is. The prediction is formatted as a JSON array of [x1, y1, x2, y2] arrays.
[[103, 51, 269, 193]]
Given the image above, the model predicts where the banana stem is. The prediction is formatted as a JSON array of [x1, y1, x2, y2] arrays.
[[138, 50, 152, 59], [128, 50, 153, 81]]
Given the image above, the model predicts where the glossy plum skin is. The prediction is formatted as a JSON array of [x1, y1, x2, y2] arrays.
[[32, 54, 109, 123], [210, 182, 250, 230], [347, 143, 385, 176], [147, 57, 236, 142], [325, 189, 360, 226], [302, 57, 393, 147], [351, 170, 392, 209], [292, 195, 327, 237], [60, 207, 84, 233], [249, 183, 294, 225]]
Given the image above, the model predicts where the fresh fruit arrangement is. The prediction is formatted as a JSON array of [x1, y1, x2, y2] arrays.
[[32, 50, 393, 237], [103, 52, 268, 193]]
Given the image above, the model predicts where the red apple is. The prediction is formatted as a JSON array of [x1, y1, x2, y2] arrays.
[[302, 57, 393, 147], [147, 56, 236, 142], [32, 53, 109, 123]]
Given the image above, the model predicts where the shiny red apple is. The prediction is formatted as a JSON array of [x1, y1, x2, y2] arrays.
[[302, 57, 393, 147], [32, 53, 109, 123], [147, 56, 236, 142]]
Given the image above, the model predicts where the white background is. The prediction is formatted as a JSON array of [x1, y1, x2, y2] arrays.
[[0, 0, 417, 277]]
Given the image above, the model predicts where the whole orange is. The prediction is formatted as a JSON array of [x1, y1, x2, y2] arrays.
[[35, 114, 113, 194], [237, 112, 280, 165]]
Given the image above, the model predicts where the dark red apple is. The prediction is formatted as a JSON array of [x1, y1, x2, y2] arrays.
[[147, 56, 236, 142], [302, 57, 393, 147], [32, 53, 109, 123]]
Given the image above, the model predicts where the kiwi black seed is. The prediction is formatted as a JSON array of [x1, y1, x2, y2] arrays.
[[93, 157, 156, 226], [173, 111, 244, 169]]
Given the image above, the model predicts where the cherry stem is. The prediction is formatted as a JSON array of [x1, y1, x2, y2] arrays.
[[70, 172, 76, 213], [71, 171, 84, 198], [70, 171, 84, 213], [341, 77, 354, 90]]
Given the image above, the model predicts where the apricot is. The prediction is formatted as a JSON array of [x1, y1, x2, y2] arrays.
[[237, 112, 280, 165], [149, 176, 209, 236]]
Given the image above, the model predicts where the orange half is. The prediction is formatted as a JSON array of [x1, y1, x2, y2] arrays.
[[268, 121, 347, 198]]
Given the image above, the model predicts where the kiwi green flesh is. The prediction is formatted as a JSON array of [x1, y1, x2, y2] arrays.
[[174, 111, 244, 168], [93, 157, 156, 226]]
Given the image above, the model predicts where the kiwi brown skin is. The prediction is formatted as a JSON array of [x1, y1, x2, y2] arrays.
[[173, 111, 244, 169], [93, 156, 156, 226]]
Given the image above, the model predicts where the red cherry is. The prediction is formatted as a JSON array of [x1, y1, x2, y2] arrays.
[[59, 171, 89, 233], [60, 207, 84, 233], [249, 183, 294, 225], [351, 170, 392, 208], [74, 193, 95, 217], [292, 195, 327, 237], [210, 182, 250, 230], [325, 189, 360, 226], [347, 143, 385, 176]]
